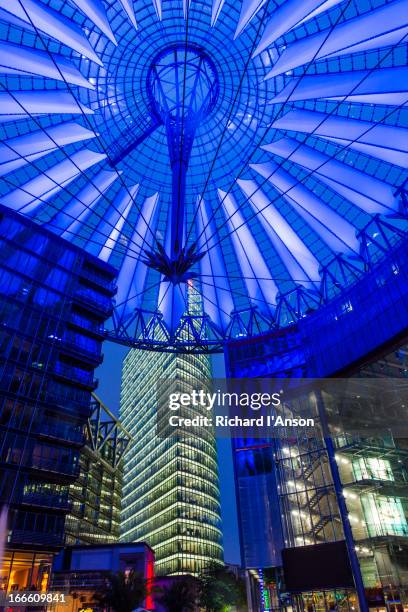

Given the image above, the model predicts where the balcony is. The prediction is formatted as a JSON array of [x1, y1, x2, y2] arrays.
[[61, 336, 103, 366], [8, 529, 65, 547], [73, 288, 113, 317], [29, 455, 80, 478], [78, 266, 117, 294], [20, 490, 72, 511], [34, 422, 84, 445], [334, 433, 399, 452], [51, 572, 110, 592], [68, 313, 106, 338], [364, 523, 408, 539], [53, 362, 98, 390], [45, 388, 91, 412]]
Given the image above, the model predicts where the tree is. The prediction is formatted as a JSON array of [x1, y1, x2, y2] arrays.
[[159, 578, 198, 612], [94, 570, 147, 612], [199, 565, 247, 612]]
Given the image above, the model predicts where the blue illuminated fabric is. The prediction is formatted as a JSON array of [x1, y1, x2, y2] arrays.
[[0, 0, 407, 348]]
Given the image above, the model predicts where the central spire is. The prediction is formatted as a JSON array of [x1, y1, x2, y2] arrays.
[[147, 44, 219, 259]]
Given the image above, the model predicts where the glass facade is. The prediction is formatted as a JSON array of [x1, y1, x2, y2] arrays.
[[333, 349, 408, 605], [65, 394, 130, 546], [0, 550, 52, 595], [0, 204, 116, 572], [229, 334, 408, 610], [120, 346, 224, 575], [120, 291, 223, 574]]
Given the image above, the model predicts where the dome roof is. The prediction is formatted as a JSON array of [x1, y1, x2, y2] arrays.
[[0, 0, 407, 351]]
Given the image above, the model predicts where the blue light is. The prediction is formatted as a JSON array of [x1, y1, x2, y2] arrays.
[[147, 45, 219, 121], [0, 0, 406, 351]]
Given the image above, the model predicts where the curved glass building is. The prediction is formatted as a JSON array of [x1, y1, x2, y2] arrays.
[[120, 286, 223, 576], [120, 344, 223, 576]]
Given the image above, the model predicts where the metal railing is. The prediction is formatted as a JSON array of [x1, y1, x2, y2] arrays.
[[53, 362, 97, 388], [29, 455, 80, 477], [78, 267, 116, 292], [9, 529, 65, 546], [73, 288, 113, 315], [69, 313, 105, 336], [35, 422, 84, 444], [21, 490, 72, 510]]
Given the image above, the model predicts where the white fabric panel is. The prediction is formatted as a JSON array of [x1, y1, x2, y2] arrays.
[[254, 0, 343, 56], [196, 196, 234, 330], [270, 67, 408, 106], [183, 0, 192, 18], [0, 122, 96, 176], [263, 137, 398, 213], [116, 193, 159, 319], [250, 161, 359, 254], [235, 0, 266, 38], [211, 0, 225, 25], [272, 109, 408, 167], [70, 0, 117, 44], [54, 170, 119, 237], [0, 42, 93, 88], [0, 149, 106, 214], [265, 0, 408, 77], [97, 185, 139, 261], [0, 91, 93, 122], [0, 0, 102, 65], [152, 0, 162, 19], [118, 0, 137, 27], [219, 188, 278, 310], [237, 178, 320, 287]]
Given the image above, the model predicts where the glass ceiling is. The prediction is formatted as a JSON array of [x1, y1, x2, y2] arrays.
[[0, 0, 407, 351]]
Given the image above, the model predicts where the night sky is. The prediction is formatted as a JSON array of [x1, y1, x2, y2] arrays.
[[96, 344, 241, 565]]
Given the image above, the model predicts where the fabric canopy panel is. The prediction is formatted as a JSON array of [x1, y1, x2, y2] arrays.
[[0, 0, 406, 351]]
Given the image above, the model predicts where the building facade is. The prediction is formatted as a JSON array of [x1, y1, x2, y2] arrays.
[[120, 343, 223, 575], [0, 205, 116, 594], [65, 394, 131, 546], [51, 542, 155, 611], [227, 238, 408, 612]]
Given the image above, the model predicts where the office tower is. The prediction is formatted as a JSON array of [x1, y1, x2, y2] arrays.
[[120, 311, 223, 575], [231, 376, 408, 610], [65, 394, 131, 546], [0, 206, 116, 593], [227, 238, 408, 611]]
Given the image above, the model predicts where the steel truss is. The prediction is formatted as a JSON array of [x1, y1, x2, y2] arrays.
[[106, 213, 408, 353], [87, 394, 132, 469]]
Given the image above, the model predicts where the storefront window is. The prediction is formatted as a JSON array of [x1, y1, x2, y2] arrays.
[[0, 551, 52, 593]]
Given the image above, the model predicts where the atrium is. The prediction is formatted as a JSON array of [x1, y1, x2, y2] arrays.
[[0, 1, 408, 611], [0, 0, 406, 352]]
